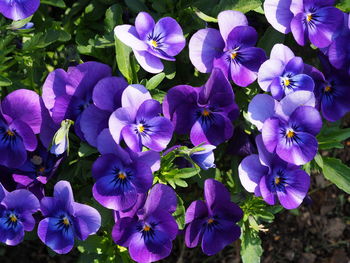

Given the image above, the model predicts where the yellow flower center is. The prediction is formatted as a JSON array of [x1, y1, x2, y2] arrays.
[[38, 167, 45, 173], [283, 77, 290, 87], [324, 85, 331, 92], [275, 177, 281, 185], [286, 130, 295, 138], [63, 217, 70, 226], [150, 40, 158, 48], [118, 173, 126, 180], [230, 52, 238, 60], [10, 214, 17, 223], [307, 14, 313, 22], [137, 124, 145, 133], [202, 109, 211, 117], [143, 225, 151, 232], [6, 130, 14, 136], [207, 218, 214, 224]]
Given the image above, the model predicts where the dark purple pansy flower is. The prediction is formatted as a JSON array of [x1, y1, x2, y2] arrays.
[[42, 61, 112, 141], [239, 135, 310, 209], [114, 12, 185, 73], [0, 89, 43, 168], [265, 0, 343, 48], [185, 179, 242, 255], [80, 76, 128, 147], [12, 143, 62, 199], [226, 126, 257, 157], [258, 44, 314, 100], [305, 57, 350, 122], [109, 84, 174, 152], [0, 0, 40, 21], [163, 69, 239, 146], [0, 184, 39, 245], [112, 184, 178, 263], [189, 11, 266, 87], [38, 181, 101, 254]]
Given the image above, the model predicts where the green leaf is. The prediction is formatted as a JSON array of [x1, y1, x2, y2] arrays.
[[314, 153, 323, 169], [146, 73, 165, 90], [78, 142, 98, 158], [258, 26, 285, 55], [41, 0, 66, 8], [193, 7, 218, 22], [8, 16, 33, 29], [317, 126, 350, 150], [175, 167, 200, 179], [336, 0, 350, 12], [322, 157, 350, 194], [0, 75, 12, 86], [115, 37, 135, 83], [241, 224, 263, 263], [173, 195, 186, 230], [123, 0, 150, 13], [104, 4, 123, 31]]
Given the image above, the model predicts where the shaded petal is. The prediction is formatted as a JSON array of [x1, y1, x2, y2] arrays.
[[72, 202, 101, 240], [264, 0, 293, 33], [53, 180, 75, 207], [37, 217, 74, 254], [218, 10, 248, 43], [0, 216, 24, 245], [270, 43, 295, 63], [135, 12, 155, 40], [284, 56, 304, 74], [204, 179, 231, 212], [9, 119, 37, 151], [291, 12, 308, 46], [133, 49, 164, 73], [122, 125, 142, 152], [2, 89, 42, 134], [191, 145, 216, 170], [144, 183, 177, 214], [185, 218, 205, 248], [112, 217, 138, 247], [258, 59, 285, 92], [0, 0, 40, 20], [289, 106, 322, 135], [226, 26, 258, 50], [248, 94, 277, 131], [122, 84, 152, 110], [255, 134, 274, 167], [93, 77, 128, 112], [259, 176, 277, 205], [185, 200, 208, 224], [284, 74, 315, 96], [136, 100, 161, 122], [262, 118, 280, 153], [270, 77, 285, 100], [238, 155, 268, 193], [1, 189, 39, 213], [189, 28, 224, 73], [134, 150, 160, 173], [114, 25, 148, 51], [109, 107, 135, 144]]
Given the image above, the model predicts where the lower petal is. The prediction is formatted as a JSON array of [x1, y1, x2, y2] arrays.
[[133, 50, 164, 74]]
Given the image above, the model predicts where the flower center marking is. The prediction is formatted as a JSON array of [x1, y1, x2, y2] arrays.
[[207, 218, 214, 224], [6, 130, 14, 136], [62, 217, 70, 226], [38, 167, 45, 173], [324, 85, 331, 92], [202, 109, 211, 117], [307, 14, 313, 22], [275, 176, 281, 185], [143, 225, 151, 232], [137, 124, 145, 133], [283, 77, 290, 87], [118, 172, 126, 180], [9, 214, 17, 223], [230, 52, 238, 60], [150, 40, 158, 48], [286, 130, 295, 138]]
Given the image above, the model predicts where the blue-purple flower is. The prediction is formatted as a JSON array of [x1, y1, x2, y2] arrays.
[[264, 0, 343, 48], [114, 12, 186, 73], [0, 89, 43, 168], [185, 179, 242, 255], [112, 184, 178, 263], [258, 44, 314, 100], [163, 69, 239, 146], [239, 135, 310, 209], [109, 84, 174, 152], [0, 184, 39, 245], [190, 145, 216, 170], [0, 0, 40, 21], [38, 181, 101, 254], [189, 10, 266, 87]]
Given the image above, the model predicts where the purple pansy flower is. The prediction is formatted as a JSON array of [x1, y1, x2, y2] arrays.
[[38, 181, 101, 254], [248, 91, 321, 165], [80, 76, 128, 147], [0, 0, 40, 21], [190, 145, 216, 170], [109, 84, 174, 152], [112, 184, 178, 263], [185, 179, 242, 255], [258, 44, 314, 100], [0, 89, 43, 168], [42, 61, 112, 141], [264, 0, 343, 48], [163, 69, 239, 146], [114, 12, 186, 73], [189, 10, 266, 87], [305, 57, 350, 122], [239, 135, 310, 209], [0, 184, 39, 245]]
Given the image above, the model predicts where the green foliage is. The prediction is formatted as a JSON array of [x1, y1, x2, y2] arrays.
[[240, 221, 263, 263], [322, 157, 350, 194]]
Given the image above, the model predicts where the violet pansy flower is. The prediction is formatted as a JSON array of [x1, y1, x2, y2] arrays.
[[258, 44, 314, 100], [114, 12, 186, 73], [189, 10, 266, 87], [0, 184, 40, 245], [0, 0, 40, 21], [185, 179, 242, 255], [109, 84, 174, 152], [112, 184, 178, 263], [0, 89, 43, 168], [38, 181, 101, 254], [163, 69, 239, 146], [239, 135, 310, 209], [190, 145, 216, 170]]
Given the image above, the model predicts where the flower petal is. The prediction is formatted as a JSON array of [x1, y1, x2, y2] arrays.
[[72, 202, 101, 240], [133, 49, 164, 73], [264, 0, 293, 33], [258, 59, 285, 92], [114, 25, 148, 51], [218, 10, 248, 43], [135, 12, 155, 40], [248, 94, 277, 131]]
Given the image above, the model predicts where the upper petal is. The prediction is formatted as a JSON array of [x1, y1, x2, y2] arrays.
[[114, 25, 148, 51], [248, 94, 277, 131], [264, 0, 293, 33], [218, 10, 248, 43]]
